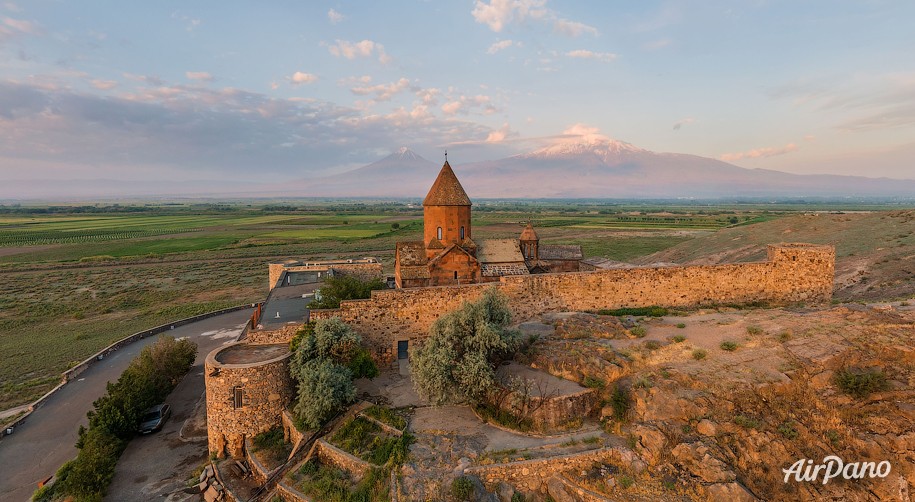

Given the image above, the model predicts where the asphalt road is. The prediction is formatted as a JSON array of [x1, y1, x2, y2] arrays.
[[0, 309, 252, 502]]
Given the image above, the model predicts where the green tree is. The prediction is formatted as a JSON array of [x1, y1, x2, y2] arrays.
[[290, 317, 377, 378], [290, 358, 356, 429], [309, 275, 386, 309], [87, 336, 196, 439], [411, 288, 521, 405], [288, 317, 377, 429], [39, 336, 197, 502]]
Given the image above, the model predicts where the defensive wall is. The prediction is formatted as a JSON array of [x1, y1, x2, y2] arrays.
[[311, 243, 834, 363], [268, 259, 383, 290], [205, 342, 294, 458]]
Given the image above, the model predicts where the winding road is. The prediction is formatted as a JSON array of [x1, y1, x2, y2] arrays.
[[0, 309, 252, 502]]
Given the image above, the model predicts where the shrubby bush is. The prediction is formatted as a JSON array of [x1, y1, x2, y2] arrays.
[[834, 367, 889, 398], [410, 288, 521, 405], [291, 359, 356, 430], [36, 336, 197, 502], [309, 275, 386, 309], [289, 317, 377, 429]]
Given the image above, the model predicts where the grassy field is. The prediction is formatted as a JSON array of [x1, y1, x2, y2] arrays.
[[2, 200, 900, 410]]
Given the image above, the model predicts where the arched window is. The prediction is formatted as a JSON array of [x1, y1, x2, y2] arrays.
[[437, 227, 442, 240], [454, 271, 458, 280], [460, 226, 465, 239]]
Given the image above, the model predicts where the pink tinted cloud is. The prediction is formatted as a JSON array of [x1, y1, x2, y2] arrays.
[[720, 143, 798, 162]]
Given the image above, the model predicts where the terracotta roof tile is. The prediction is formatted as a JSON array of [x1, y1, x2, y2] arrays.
[[519, 222, 539, 241], [476, 238, 525, 264], [481, 263, 530, 277], [399, 266, 431, 279], [396, 241, 427, 266], [423, 161, 472, 206]]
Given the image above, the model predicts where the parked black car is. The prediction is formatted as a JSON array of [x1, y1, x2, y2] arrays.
[[138, 403, 171, 434]]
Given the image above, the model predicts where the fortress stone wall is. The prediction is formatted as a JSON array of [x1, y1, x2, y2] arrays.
[[311, 243, 834, 363], [269, 260, 383, 290]]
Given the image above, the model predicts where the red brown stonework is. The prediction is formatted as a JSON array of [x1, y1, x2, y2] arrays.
[[316, 243, 835, 364]]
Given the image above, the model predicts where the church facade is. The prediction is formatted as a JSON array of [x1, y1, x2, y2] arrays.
[[394, 160, 583, 288]]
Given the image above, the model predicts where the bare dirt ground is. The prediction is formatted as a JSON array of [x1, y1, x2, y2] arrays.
[[0, 244, 58, 258]]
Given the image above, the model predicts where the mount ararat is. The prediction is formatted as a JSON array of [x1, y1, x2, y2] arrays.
[[301, 140, 915, 199]]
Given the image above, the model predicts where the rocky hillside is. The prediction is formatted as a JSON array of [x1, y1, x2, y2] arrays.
[[515, 305, 915, 501], [637, 210, 915, 301]]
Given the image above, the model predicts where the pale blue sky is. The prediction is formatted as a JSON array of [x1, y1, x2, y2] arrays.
[[1, 0, 913, 184]]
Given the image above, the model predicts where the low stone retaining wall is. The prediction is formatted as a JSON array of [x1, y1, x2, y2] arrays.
[[465, 446, 641, 494], [313, 439, 373, 481], [276, 479, 312, 502], [0, 303, 254, 439], [212, 460, 245, 502], [282, 410, 306, 450], [557, 474, 612, 501], [356, 412, 404, 437], [244, 437, 275, 485]]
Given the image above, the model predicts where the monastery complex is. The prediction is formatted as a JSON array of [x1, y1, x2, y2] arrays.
[[201, 158, 836, 499]]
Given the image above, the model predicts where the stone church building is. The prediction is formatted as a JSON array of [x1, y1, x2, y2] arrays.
[[394, 160, 583, 288]]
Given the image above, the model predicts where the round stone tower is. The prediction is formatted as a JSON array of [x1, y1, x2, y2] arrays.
[[204, 342, 294, 458]]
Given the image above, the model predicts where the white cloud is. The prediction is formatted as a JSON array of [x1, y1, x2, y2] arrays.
[[486, 123, 515, 142], [337, 75, 373, 87], [185, 71, 214, 82], [170, 11, 200, 32], [3, 3, 21, 13], [3, 16, 35, 33], [0, 16, 38, 42], [415, 87, 441, 105], [91, 80, 118, 90], [351, 77, 411, 102], [553, 19, 597, 37], [471, 0, 596, 37], [771, 73, 915, 132], [441, 101, 463, 115], [720, 143, 799, 162], [325, 39, 391, 64], [0, 79, 498, 180], [561, 123, 609, 142], [440, 94, 496, 116], [486, 39, 521, 54], [566, 49, 617, 62], [472, 0, 546, 32], [289, 71, 318, 85], [327, 8, 344, 24]]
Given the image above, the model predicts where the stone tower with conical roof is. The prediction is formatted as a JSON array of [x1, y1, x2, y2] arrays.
[[519, 221, 539, 261], [394, 159, 481, 288], [422, 160, 473, 258]]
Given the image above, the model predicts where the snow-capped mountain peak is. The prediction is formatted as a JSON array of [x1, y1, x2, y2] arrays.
[[519, 137, 646, 162], [392, 146, 419, 161]]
